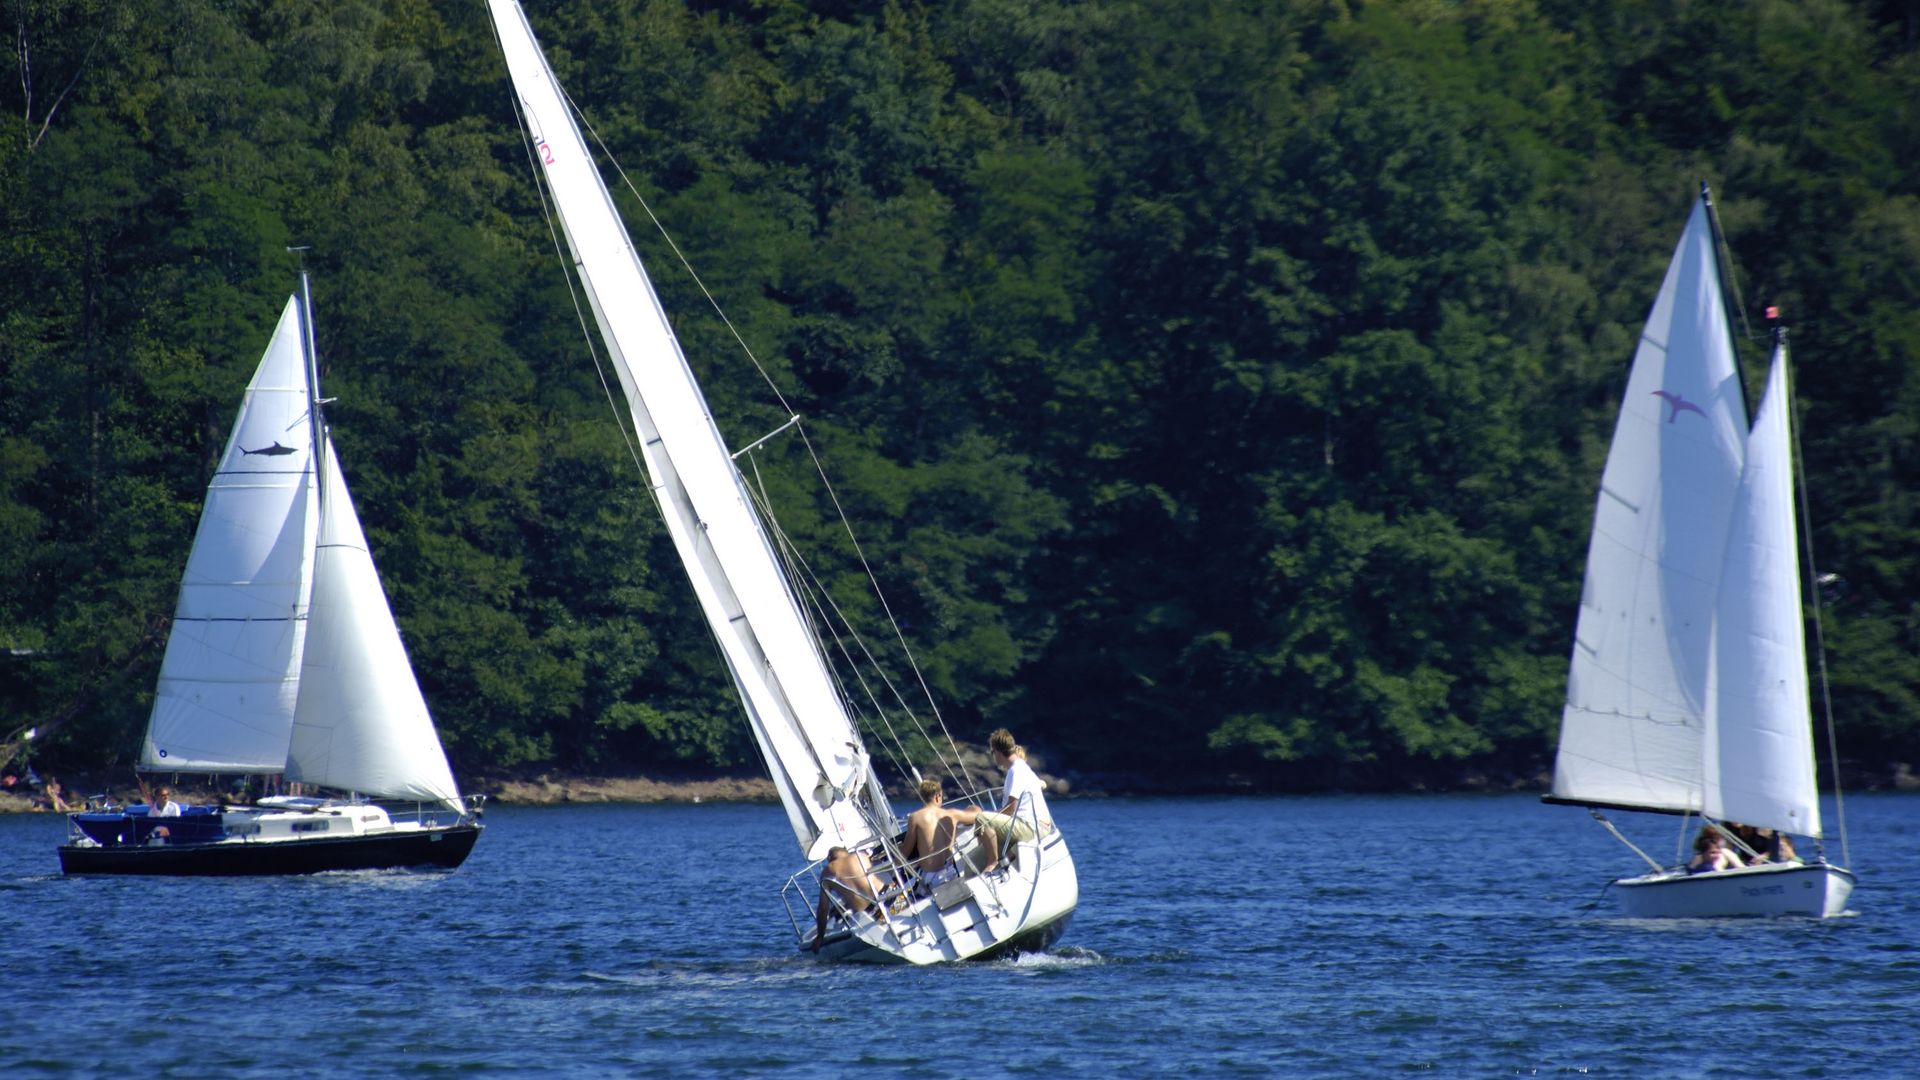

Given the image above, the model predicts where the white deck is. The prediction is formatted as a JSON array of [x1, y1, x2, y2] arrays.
[[800, 829, 1079, 965]]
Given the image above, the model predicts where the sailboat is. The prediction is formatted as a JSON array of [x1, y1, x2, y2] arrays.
[[1546, 186, 1854, 917], [59, 274, 484, 875], [484, 0, 1077, 962]]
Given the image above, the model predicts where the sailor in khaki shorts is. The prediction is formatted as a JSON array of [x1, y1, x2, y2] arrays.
[[972, 728, 1055, 872]]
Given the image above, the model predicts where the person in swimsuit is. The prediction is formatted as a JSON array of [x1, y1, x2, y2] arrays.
[[811, 846, 887, 952], [899, 778, 979, 894]]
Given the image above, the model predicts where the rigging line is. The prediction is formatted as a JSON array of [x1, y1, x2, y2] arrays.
[[798, 577, 914, 783], [783, 531, 911, 782], [745, 461, 974, 803], [745, 465, 950, 784], [785, 542, 969, 802], [793, 421, 970, 776], [549, 73, 973, 796], [744, 464, 916, 798], [1781, 328, 1849, 867], [558, 82, 796, 418], [1591, 810, 1665, 874], [743, 452, 921, 782], [505, 88, 645, 480], [545, 77, 896, 800], [1700, 181, 1757, 344]]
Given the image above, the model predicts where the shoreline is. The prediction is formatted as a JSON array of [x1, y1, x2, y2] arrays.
[[0, 769, 788, 816], [7, 760, 1915, 815]]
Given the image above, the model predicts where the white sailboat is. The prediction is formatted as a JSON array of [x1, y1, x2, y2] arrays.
[[60, 275, 483, 875], [485, 0, 1076, 962], [1547, 187, 1854, 917]]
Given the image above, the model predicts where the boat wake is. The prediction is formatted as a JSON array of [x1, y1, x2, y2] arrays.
[[303, 866, 454, 888], [581, 957, 814, 990], [997, 945, 1104, 970]]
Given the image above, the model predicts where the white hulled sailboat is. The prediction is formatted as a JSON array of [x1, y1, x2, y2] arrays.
[[1546, 186, 1854, 917], [485, 0, 1076, 961]]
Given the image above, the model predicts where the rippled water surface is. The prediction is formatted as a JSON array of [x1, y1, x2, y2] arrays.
[[3, 793, 1915, 1076]]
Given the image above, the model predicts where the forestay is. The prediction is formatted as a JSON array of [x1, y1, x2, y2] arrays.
[[487, 0, 891, 857], [142, 299, 318, 774], [1553, 199, 1748, 813], [1705, 345, 1821, 837]]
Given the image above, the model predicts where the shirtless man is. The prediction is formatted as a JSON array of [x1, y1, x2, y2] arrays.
[[899, 779, 979, 891], [811, 845, 886, 952]]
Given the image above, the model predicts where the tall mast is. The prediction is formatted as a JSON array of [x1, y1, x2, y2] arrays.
[[1699, 182, 1760, 413], [1779, 322, 1851, 865], [292, 252, 328, 510]]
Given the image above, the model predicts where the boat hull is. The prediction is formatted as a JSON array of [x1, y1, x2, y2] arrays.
[[806, 830, 1079, 965], [1614, 860, 1854, 918], [59, 813, 481, 876]]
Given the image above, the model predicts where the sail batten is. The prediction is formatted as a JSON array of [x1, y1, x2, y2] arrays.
[[488, 0, 888, 856]]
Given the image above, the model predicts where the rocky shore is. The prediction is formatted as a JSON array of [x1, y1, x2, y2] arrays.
[[6, 757, 1916, 815], [483, 772, 777, 805]]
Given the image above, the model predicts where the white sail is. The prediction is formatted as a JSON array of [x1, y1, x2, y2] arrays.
[[286, 440, 461, 805], [1705, 345, 1822, 836], [142, 298, 317, 773], [486, 0, 889, 857], [1552, 198, 1749, 813]]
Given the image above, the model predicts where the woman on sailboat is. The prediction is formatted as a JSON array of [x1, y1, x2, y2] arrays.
[[1688, 828, 1745, 874]]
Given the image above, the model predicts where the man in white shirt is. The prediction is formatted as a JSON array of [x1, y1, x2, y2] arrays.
[[972, 728, 1056, 872], [148, 785, 182, 817], [141, 782, 182, 844]]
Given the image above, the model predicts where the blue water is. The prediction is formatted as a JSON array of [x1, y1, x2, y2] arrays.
[[2, 793, 1915, 1076]]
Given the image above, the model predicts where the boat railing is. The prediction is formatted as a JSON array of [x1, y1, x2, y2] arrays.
[[778, 786, 1051, 950], [380, 793, 486, 828], [781, 852, 934, 952]]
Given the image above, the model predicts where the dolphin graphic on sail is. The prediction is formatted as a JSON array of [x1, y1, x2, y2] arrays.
[[1650, 390, 1708, 424]]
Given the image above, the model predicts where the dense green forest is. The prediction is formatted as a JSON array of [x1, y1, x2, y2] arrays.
[[4, 0, 1918, 790]]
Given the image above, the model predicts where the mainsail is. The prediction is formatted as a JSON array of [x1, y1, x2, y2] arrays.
[[285, 441, 462, 806], [1705, 344, 1821, 837], [487, 0, 892, 857], [1552, 196, 1749, 813], [142, 299, 318, 773]]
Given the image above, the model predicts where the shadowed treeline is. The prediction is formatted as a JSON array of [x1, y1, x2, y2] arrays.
[[3, 0, 1918, 790]]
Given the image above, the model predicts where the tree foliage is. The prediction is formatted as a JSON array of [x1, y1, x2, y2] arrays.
[[4, 0, 1918, 787]]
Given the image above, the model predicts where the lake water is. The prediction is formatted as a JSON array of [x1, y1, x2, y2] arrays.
[[1, 792, 1915, 1076]]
